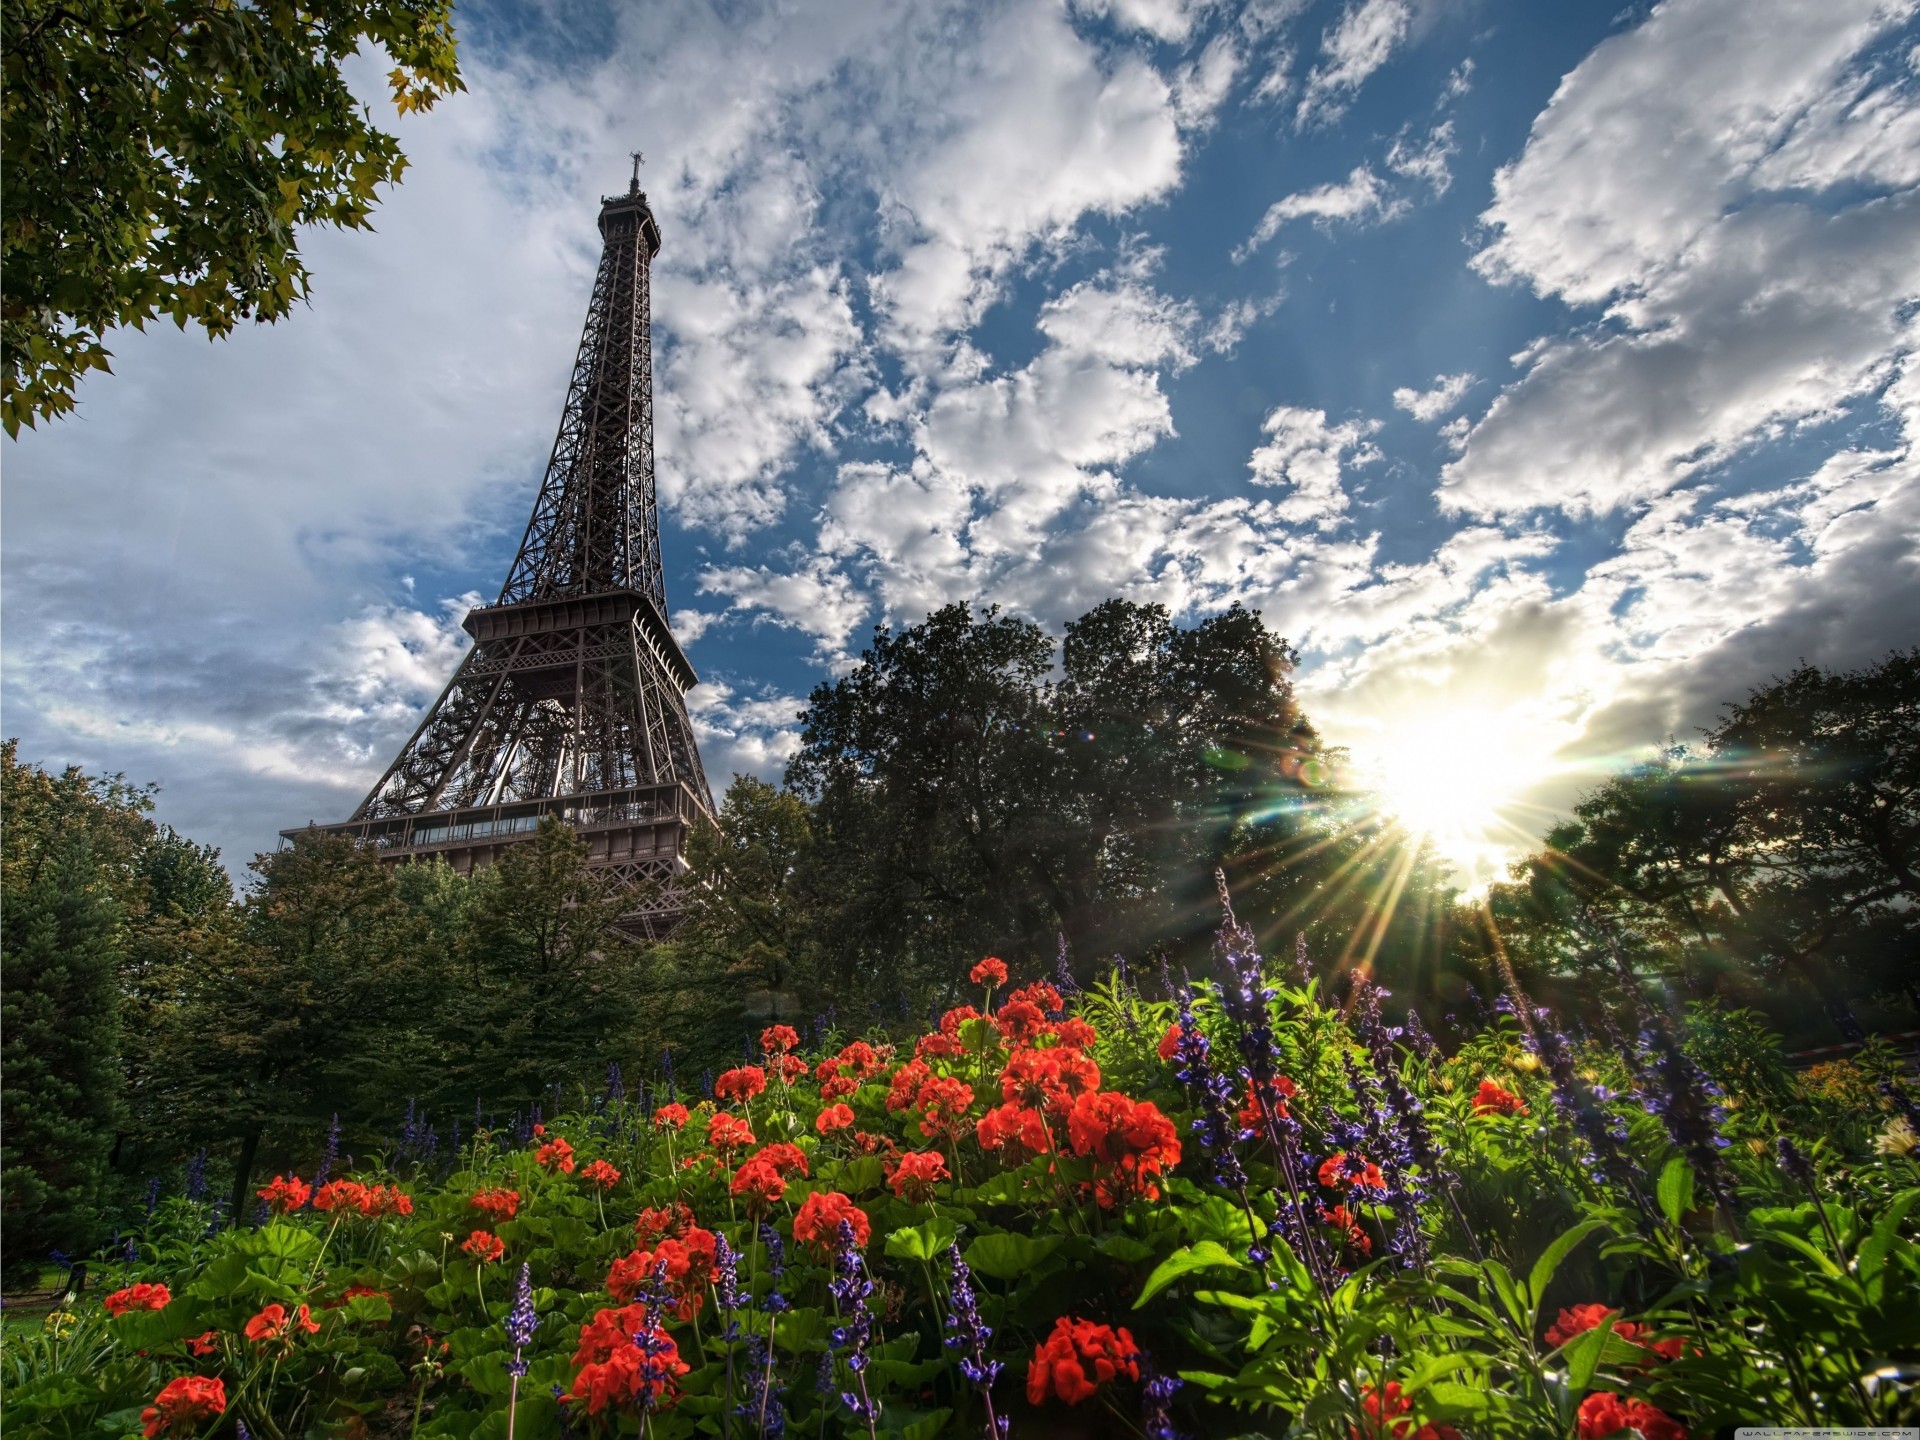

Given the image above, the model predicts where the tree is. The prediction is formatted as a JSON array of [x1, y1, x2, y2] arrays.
[[0, 740, 160, 1278], [1, 0, 462, 435], [429, 819, 647, 1112], [679, 775, 817, 1015]]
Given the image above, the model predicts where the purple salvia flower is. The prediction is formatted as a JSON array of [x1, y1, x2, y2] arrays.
[[1172, 974, 1248, 1191], [828, 1220, 880, 1434], [314, 1113, 341, 1189], [606, 1062, 625, 1102], [759, 1224, 791, 1315], [184, 1149, 207, 1202], [1776, 1135, 1816, 1188], [1140, 1362, 1185, 1440], [944, 1240, 1007, 1438], [1529, 1026, 1637, 1190], [737, 1332, 786, 1438], [1637, 1022, 1732, 1204], [504, 1262, 538, 1380], [144, 1176, 161, 1214]]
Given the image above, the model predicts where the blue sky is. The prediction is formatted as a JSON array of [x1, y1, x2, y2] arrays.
[[5, 0, 1918, 884]]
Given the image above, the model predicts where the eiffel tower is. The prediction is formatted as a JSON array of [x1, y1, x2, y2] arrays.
[[288, 159, 713, 938]]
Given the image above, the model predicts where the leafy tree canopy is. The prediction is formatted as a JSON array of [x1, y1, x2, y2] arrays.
[[1, 0, 462, 435]]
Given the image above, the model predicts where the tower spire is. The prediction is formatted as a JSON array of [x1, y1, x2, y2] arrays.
[[288, 178, 712, 940]]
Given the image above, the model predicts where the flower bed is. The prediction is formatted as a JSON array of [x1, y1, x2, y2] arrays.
[[9, 923, 1918, 1438]]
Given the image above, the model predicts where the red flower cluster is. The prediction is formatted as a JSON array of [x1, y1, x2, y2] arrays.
[[1576, 1392, 1687, 1440], [255, 1174, 311, 1213], [313, 1180, 413, 1217], [1066, 1091, 1181, 1207], [461, 1230, 507, 1263], [889, 1149, 948, 1202], [731, 1143, 810, 1210], [1052, 1016, 1099, 1049], [141, 1375, 225, 1438], [708, 1113, 756, 1151], [1323, 1203, 1372, 1259], [1318, 1152, 1387, 1196], [761, 1023, 801, 1055], [816, 1102, 856, 1135], [1546, 1306, 1686, 1363], [607, 1228, 717, 1318], [715, 1066, 768, 1102], [915, 1075, 977, 1141], [470, 1188, 521, 1223], [634, 1204, 697, 1246], [1351, 1381, 1462, 1439], [1240, 1074, 1297, 1127], [976, 1102, 1052, 1165], [535, 1136, 576, 1174], [838, 1040, 884, 1079], [654, 1103, 691, 1130], [888, 1058, 932, 1111], [580, 1159, 622, 1190], [1025, 1316, 1140, 1405], [185, 1330, 220, 1356], [777, 1054, 809, 1084], [244, 1302, 320, 1344], [792, 1190, 870, 1251], [1473, 1079, 1528, 1117], [993, 998, 1048, 1045], [566, 1303, 691, 1417], [1157, 1022, 1186, 1060], [970, 956, 1009, 987], [104, 1282, 171, 1316], [1001, 1045, 1101, 1117]]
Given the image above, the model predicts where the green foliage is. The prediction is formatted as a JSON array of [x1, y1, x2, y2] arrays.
[[1, 0, 463, 435]]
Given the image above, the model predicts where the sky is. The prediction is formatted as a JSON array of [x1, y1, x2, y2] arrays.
[[4, 0, 1918, 888]]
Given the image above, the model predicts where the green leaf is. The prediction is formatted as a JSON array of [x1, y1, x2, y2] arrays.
[[894, 1410, 953, 1440], [1657, 1157, 1695, 1228], [963, 1232, 1060, 1281], [884, 1217, 959, 1264], [1134, 1241, 1244, 1307], [1857, 1191, 1918, 1282], [1526, 1218, 1606, 1318]]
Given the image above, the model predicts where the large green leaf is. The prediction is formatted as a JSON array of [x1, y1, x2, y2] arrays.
[[1526, 1218, 1606, 1319], [884, 1217, 959, 1264], [1134, 1241, 1244, 1307], [1656, 1157, 1695, 1228], [963, 1232, 1060, 1281]]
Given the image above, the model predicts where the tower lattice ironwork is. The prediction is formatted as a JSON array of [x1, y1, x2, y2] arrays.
[[287, 167, 713, 938]]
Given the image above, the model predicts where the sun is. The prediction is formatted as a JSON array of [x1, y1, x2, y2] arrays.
[[1348, 705, 1565, 886]]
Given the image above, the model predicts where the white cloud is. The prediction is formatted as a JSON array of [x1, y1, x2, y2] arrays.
[[1392, 372, 1475, 422], [1387, 119, 1456, 194], [1246, 404, 1382, 527], [697, 557, 871, 654], [686, 680, 808, 779], [1073, 0, 1212, 43], [1447, 0, 1920, 518], [1236, 165, 1402, 258], [1296, 0, 1412, 127]]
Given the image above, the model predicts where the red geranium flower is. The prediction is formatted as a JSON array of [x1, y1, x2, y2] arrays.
[[1473, 1079, 1528, 1117], [255, 1174, 311, 1214], [730, 1156, 788, 1210], [1576, 1392, 1687, 1440], [821, 1075, 858, 1100], [244, 1302, 320, 1344], [461, 1230, 507, 1263], [816, 1103, 856, 1135], [970, 957, 1009, 987], [707, 1113, 756, 1151], [536, 1136, 577, 1174], [185, 1330, 220, 1356], [888, 1058, 932, 1112], [1025, 1316, 1140, 1405], [1322, 1203, 1372, 1259], [606, 1228, 718, 1318], [889, 1150, 948, 1202], [654, 1103, 691, 1130], [1546, 1305, 1686, 1364], [1157, 1022, 1186, 1061], [761, 1024, 801, 1055], [471, 1188, 521, 1223], [363, 1184, 413, 1217], [757, 1142, 809, 1177], [1001, 1046, 1101, 1117], [1239, 1074, 1297, 1128], [915, 1075, 977, 1140], [792, 1190, 870, 1251], [141, 1375, 225, 1438], [634, 1204, 696, 1245], [1318, 1152, 1387, 1196], [1067, 1091, 1181, 1207], [916, 1031, 963, 1061], [940, 1005, 982, 1036], [976, 1102, 1052, 1165], [993, 999, 1047, 1045], [778, 1054, 809, 1083], [836, 1040, 882, 1080], [566, 1303, 691, 1416], [1351, 1380, 1463, 1439], [581, 1159, 622, 1190], [104, 1282, 171, 1316], [715, 1066, 768, 1103], [313, 1179, 370, 1213], [1052, 1016, 1098, 1049]]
